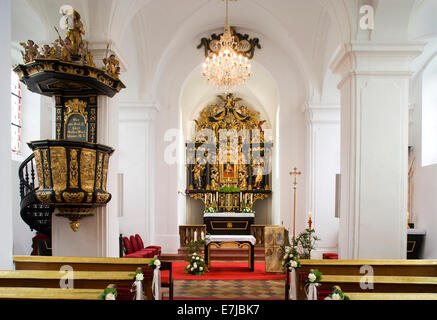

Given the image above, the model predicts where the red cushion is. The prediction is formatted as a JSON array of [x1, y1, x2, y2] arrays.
[[123, 237, 134, 254], [135, 234, 144, 249], [115, 286, 134, 300], [144, 247, 158, 256], [130, 235, 141, 252], [323, 253, 338, 260], [123, 253, 146, 258], [146, 246, 161, 255], [137, 249, 155, 258]]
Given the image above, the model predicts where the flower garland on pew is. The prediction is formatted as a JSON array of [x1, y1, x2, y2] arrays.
[[99, 287, 117, 300], [129, 267, 145, 300], [325, 286, 350, 300], [281, 246, 301, 300], [305, 269, 322, 300], [148, 256, 162, 300]]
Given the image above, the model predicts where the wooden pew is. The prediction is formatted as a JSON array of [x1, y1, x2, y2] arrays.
[[0, 287, 104, 300], [344, 292, 437, 300], [286, 259, 437, 300], [12, 256, 155, 300], [0, 270, 135, 290], [299, 259, 437, 277]]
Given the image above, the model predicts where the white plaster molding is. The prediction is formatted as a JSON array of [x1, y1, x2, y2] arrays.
[[331, 42, 426, 88], [119, 101, 160, 122]]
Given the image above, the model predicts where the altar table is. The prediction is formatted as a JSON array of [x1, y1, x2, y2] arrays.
[[204, 235, 256, 272]]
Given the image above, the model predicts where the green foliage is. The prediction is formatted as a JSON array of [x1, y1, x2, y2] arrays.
[[306, 269, 323, 284], [242, 207, 255, 214], [128, 267, 143, 281], [203, 207, 217, 214], [147, 255, 161, 269], [185, 252, 208, 276], [184, 238, 208, 259], [219, 186, 240, 193], [98, 287, 117, 300], [280, 245, 301, 273], [326, 286, 350, 300], [293, 228, 321, 259]]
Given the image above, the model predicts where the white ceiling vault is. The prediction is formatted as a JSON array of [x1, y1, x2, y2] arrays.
[[11, 0, 432, 115]]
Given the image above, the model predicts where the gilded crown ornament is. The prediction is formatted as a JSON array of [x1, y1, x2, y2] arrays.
[[201, 0, 252, 92]]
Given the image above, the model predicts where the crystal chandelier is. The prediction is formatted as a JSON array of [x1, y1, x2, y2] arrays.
[[201, 0, 251, 92]]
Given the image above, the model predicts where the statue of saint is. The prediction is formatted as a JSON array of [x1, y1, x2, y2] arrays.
[[64, 10, 85, 55], [192, 163, 204, 189], [20, 40, 39, 63], [253, 162, 264, 189]]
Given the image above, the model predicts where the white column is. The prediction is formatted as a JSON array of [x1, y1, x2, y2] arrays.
[[119, 101, 158, 247], [331, 42, 424, 259], [0, 0, 13, 269], [304, 103, 340, 258]]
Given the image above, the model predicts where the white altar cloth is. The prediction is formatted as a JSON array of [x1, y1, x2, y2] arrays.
[[203, 213, 255, 218], [206, 235, 256, 245]]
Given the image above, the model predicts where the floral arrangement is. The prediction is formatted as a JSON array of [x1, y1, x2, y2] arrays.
[[242, 207, 255, 214], [185, 252, 208, 276], [219, 186, 240, 193], [129, 267, 144, 282], [306, 269, 322, 284], [204, 207, 217, 214], [281, 246, 300, 273], [147, 255, 161, 269], [293, 228, 320, 259], [325, 286, 350, 300], [98, 287, 117, 300]]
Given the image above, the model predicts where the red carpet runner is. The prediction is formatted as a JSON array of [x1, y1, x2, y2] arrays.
[[172, 261, 285, 281]]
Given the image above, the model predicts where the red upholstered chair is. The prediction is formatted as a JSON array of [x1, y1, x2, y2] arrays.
[[135, 234, 161, 256], [146, 246, 161, 256], [322, 253, 338, 260], [130, 235, 156, 257], [123, 236, 134, 255]]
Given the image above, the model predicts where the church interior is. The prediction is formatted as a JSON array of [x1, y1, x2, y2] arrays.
[[0, 0, 437, 302]]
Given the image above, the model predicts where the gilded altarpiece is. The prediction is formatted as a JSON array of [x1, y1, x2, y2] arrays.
[[186, 94, 273, 235]]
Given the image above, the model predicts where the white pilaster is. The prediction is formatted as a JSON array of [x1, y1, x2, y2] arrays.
[[331, 42, 424, 259], [0, 0, 13, 269], [119, 101, 158, 247], [304, 103, 340, 258]]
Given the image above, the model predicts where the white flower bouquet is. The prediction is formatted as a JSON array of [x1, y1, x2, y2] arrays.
[[184, 252, 208, 276]]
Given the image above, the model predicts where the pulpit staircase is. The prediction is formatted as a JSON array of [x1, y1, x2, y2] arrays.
[[19, 154, 54, 238]]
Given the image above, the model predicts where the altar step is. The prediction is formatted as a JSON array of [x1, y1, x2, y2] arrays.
[[161, 247, 266, 262]]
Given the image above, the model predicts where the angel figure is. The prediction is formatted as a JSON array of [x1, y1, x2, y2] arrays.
[[79, 41, 95, 67], [20, 40, 39, 63], [58, 38, 73, 62], [39, 44, 58, 59], [103, 54, 120, 78]]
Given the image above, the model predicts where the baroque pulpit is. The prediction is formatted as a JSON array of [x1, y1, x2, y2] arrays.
[[14, 5, 125, 248]]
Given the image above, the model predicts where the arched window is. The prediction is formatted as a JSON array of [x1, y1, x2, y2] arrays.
[[10, 71, 22, 153]]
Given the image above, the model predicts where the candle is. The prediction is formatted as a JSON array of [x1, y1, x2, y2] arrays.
[[201, 231, 205, 240], [204, 194, 207, 203], [240, 192, 242, 203], [210, 194, 212, 203], [308, 211, 312, 219], [194, 231, 197, 241]]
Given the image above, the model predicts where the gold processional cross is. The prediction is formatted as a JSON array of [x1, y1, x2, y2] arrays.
[[289, 167, 301, 242]]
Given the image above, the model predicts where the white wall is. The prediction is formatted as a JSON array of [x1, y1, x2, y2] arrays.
[[0, 0, 13, 270], [410, 55, 437, 258]]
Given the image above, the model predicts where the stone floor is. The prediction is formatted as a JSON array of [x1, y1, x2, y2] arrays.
[[171, 279, 285, 300]]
